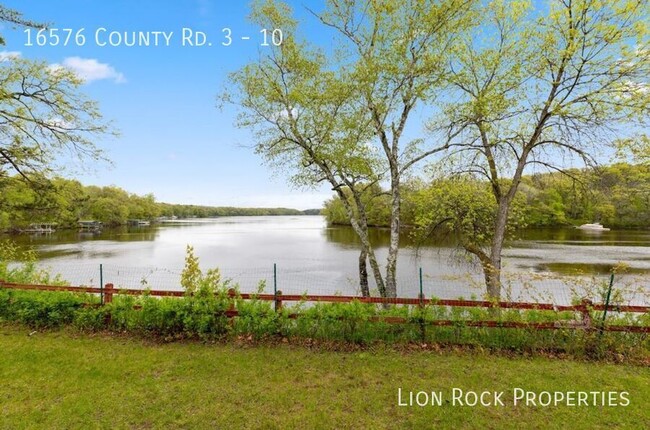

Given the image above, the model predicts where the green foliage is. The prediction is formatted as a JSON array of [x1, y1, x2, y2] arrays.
[[410, 177, 527, 249], [0, 240, 65, 285], [0, 283, 647, 359], [176, 248, 234, 339], [0, 289, 95, 328], [72, 305, 109, 331], [106, 246, 239, 340], [224, 0, 480, 299], [0, 174, 308, 231], [157, 203, 302, 218], [0, 56, 114, 179], [616, 136, 650, 166], [234, 292, 285, 339], [321, 183, 391, 227], [105, 292, 234, 341], [180, 245, 203, 294], [324, 163, 650, 230], [0, 176, 159, 228], [521, 163, 650, 228], [0, 5, 44, 46]]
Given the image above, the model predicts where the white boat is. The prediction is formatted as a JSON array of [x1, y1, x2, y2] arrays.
[[577, 223, 610, 231]]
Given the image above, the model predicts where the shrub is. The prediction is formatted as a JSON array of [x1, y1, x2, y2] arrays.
[[0, 288, 94, 328], [0, 240, 66, 285]]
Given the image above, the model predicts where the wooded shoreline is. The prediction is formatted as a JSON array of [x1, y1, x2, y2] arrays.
[[0, 175, 320, 231], [323, 163, 650, 230]]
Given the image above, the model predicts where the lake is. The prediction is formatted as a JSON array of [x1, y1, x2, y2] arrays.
[[5, 216, 650, 305]]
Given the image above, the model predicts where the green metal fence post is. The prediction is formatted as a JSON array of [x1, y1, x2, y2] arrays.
[[601, 273, 615, 330], [100, 264, 104, 305], [273, 263, 278, 312], [419, 267, 423, 303], [419, 267, 425, 342]]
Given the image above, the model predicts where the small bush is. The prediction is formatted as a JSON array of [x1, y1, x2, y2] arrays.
[[0, 289, 94, 329], [0, 240, 66, 285], [74, 306, 109, 331]]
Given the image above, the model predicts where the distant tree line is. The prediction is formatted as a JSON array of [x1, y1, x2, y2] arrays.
[[0, 176, 309, 231], [157, 203, 308, 219], [323, 163, 650, 230]]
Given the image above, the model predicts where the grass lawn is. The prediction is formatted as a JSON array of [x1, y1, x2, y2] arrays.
[[1, 326, 648, 429]]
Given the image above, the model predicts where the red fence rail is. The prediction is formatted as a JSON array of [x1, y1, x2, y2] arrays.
[[1, 280, 649, 333]]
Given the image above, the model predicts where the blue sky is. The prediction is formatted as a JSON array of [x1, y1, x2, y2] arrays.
[[1, 0, 332, 209]]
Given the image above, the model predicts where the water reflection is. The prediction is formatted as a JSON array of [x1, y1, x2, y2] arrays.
[[535, 262, 650, 275], [323, 225, 456, 248], [514, 227, 650, 246], [6, 225, 159, 248]]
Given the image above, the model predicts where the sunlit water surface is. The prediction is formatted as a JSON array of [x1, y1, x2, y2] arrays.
[[6, 216, 649, 304]]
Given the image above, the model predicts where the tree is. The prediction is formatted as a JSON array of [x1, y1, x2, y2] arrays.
[[225, 0, 474, 297], [1, 5, 112, 187], [412, 176, 528, 283], [0, 58, 112, 180], [0, 5, 44, 46], [616, 136, 650, 165], [315, 0, 475, 298], [430, 0, 650, 298], [223, 1, 390, 297]]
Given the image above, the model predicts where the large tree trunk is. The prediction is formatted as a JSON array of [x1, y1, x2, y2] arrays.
[[351, 186, 387, 297], [365, 235, 386, 297], [353, 221, 386, 297], [358, 246, 369, 297], [384, 170, 400, 298], [485, 199, 511, 299], [335, 187, 387, 297], [484, 263, 501, 300], [463, 242, 495, 297]]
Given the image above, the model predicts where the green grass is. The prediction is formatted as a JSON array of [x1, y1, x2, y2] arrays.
[[1, 326, 648, 429]]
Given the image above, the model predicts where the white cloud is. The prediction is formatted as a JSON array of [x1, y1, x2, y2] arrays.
[[0, 50, 21, 61], [50, 57, 126, 84]]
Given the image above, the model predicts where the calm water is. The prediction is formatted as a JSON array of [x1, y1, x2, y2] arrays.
[[5, 216, 650, 304]]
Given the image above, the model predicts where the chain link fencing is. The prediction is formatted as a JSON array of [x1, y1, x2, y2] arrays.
[[34, 261, 650, 307]]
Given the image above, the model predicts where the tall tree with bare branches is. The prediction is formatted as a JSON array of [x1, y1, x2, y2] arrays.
[[428, 0, 649, 298], [0, 6, 112, 182], [225, 0, 475, 297]]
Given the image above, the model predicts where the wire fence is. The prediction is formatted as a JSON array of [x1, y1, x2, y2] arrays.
[[36, 261, 650, 307]]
